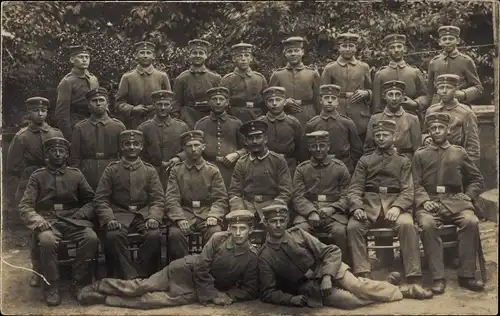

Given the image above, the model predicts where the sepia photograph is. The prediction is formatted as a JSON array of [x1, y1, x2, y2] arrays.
[[1, 1, 498, 315]]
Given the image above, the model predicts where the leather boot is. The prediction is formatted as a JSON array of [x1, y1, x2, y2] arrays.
[[77, 281, 106, 306], [405, 276, 434, 300], [458, 277, 484, 292], [431, 279, 446, 295], [44, 281, 61, 306]]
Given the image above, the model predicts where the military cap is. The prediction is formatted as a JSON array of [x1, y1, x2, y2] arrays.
[[26, 97, 50, 110], [231, 43, 254, 55], [337, 33, 360, 44], [226, 210, 255, 225], [85, 87, 109, 100], [120, 130, 144, 143], [382, 34, 406, 47], [240, 120, 268, 137], [262, 204, 289, 220], [425, 112, 451, 127], [320, 84, 341, 96], [435, 74, 460, 87], [207, 87, 230, 99], [438, 26, 460, 38], [180, 130, 204, 145], [372, 120, 397, 134], [134, 41, 156, 52], [69, 45, 90, 56], [263, 86, 286, 100], [382, 80, 406, 93], [188, 39, 211, 52], [44, 137, 70, 151], [282, 37, 305, 49], [306, 130, 330, 143], [151, 90, 174, 102]]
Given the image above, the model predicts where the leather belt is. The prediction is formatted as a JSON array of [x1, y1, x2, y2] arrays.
[[36, 202, 81, 213], [244, 193, 276, 203], [425, 185, 462, 194], [365, 186, 401, 194], [305, 193, 339, 202], [397, 147, 414, 154], [181, 198, 212, 208]]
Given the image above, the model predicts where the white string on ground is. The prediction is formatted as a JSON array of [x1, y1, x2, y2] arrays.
[[1, 258, 51, 286]]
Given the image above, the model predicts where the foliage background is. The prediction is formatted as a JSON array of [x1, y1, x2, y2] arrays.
[[1, 1, 496, 131]]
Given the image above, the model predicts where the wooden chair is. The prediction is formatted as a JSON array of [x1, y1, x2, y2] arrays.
[[56, 239, 99, 281], [187, 232, 204, 254]]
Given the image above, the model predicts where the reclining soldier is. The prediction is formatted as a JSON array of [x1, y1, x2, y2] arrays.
[[77, 210, 258, 309]]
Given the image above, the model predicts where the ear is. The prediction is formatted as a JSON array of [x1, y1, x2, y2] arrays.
[[69, 56, 75, 63]]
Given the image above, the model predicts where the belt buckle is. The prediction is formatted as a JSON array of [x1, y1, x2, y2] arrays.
[[96, 152, 105, 158], [128, 206, 137, 212], [254, 195, 263, 202], [379, 186, 388, 194], [195, 101, 207, 107], [246, 101, 254, 108], [54, 204, 63, 211], [317, 195, 327, 202], [436, 186, 446, 193], [192, 201, 201, 208]]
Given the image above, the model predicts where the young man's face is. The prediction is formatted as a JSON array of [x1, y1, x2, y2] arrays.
[[284, 48, 303, 65], [374, 130, 394, 150], [244, 133, 267, 154], [233, 52, 253, 70], [437, 83, 456, 103], [439, 35, 458, 53], [428, 122, 449, 144], [229, 223, 251, 245], [121, 139, 143, 159], [208, 95, 228, 114], [384, 89, 404, 111], [308, 141, 330, 161], [135, 49, 155, 67], [266, 216, 288, 239], [339, 42, 356, 60], [184, 140, 205, 160], [89, 96, 108, 116], [320, 94, 339, 112], [387, 42, 405, 61], [154, 99, 173, 118], [70, 53, 90, 69], [28, 107, 48, 125], [266, 96, 286, 115], [189, 49, 207, 67], [47, 146, 68, 168]]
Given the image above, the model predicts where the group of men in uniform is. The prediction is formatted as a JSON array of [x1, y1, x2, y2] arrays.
[[7, 24, 487, 309]]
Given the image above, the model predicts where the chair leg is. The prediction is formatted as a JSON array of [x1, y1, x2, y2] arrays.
[[375, 236, 395, 267]]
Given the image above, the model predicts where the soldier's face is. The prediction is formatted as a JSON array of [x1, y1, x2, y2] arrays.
[[387, 43, 405, 60], [189, 49, 207, 66], [374, 131, 394, 149], [339, 43, 356, 59], [428, 122, 449, 144], [209, 95, 228, 114], [89, 96, 108, 116], [320, 95, 339, 112], [308, 141, 330, 161], [47, 146, 68, 167], [233, 53, 253, 70], [184, 140, 205, 160], [384, 89, 404, 109], [244, 133, 267, 153], [266, 96, 286, 115], [439, 35, 458, 52], [266, 216, 288, 238], [437, 83, 456, 102], [121, 139, 143, 158], [154, 99, 173, 118], [70, 53, 90, 69], [135, 49, 155, 66], [28, 107, 48, 125], [229, 223, 251, 245], [284, 48, 304, 65]]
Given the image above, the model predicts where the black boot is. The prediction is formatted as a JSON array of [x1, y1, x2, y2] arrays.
[[431, 279, 446, 295], [77, 281, 106, 306], [404, 276, 434, 300], [44, 281, 61, 306], [458, 277, 484, 292]]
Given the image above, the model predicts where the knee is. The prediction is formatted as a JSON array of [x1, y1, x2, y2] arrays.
[[329, 224, 347, 239], [81, 228, 99, 245], [37, 231, 58, 250], [418, 215, 437, 232], [105, 229, 126, 243], [144, 228, 162, 241], [168, 226, 185, 241], [347, 219, 364, 234], [397, 214, 415, 229], [460, 211, 479, 229], [206, 225, 221, 237]]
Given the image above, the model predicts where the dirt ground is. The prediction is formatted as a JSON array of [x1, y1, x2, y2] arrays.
[[1, 220, 498, 315]]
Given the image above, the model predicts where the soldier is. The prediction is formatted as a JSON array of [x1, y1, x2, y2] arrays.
[[221, 43, 268, 123], [364, 81, 422, 160], [423, 74, 480, 166], [425, 26, 483, 110], [55, 45, 99, 140], [372, 34, 427, 117], [138, 90, 190, 189], [194, 87, 246, 187], [95, 130, 164, 279], [19, 137, 98, 306], [172, 39, 222, 128], [165, 130, 229, 261], [413, 112, 484, 294], [115, 41, 171, 129], [304, 84, 362, 174], [77, 210, 258, 309], [228, 120, 292, 223], [347, 120, 433, 299], [321, 33, 373, 142], [269, 37, 320, 127], [257, 86, 303, 175], [292, 131, 351, 263], [258, 204, 404, 309], [70, 88, 126, 190]]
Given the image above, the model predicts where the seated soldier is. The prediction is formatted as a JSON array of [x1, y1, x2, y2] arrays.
[[292, 130, 350, 263], [77, 210, 258, 309], [19, 137, 98, 306], [95, 130, 164, 280], [413, 112, 484, 294], [165, 130, 229, 261], [347, 120, 433, 299], [258, 204, 404, 310]]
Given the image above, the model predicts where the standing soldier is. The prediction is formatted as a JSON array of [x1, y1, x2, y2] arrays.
[[19, 137, 98, 306], [115, 41, 171, 129], [95, 130, 164, 280], [364, 81, 422, 160], [138, 90, 190, 189], [228, 120, 292, 223], [321, 33, 372, 142], [165, 130, 229, 261], [425, 26, 483, 110], [304, 84, 362, 174], [70, 88, 126, 190], [372, 34, 427, 118], [257, 86, 303, 175], [172, 39, 222, 128], [270, 37, 320, 127], [221, 43, 268, 123], [55, 45, 99, 140], [194, 87, 246, 187], [413, 112, 484, 294]]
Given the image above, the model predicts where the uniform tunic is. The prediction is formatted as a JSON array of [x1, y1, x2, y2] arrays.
[[55, 68, 99, 140], [70, 115, 126, 190], [221, 67, 268, 123], [172, 66, 222, 128], [115, 65, 171, 129], [270, 63, 320, 127]]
